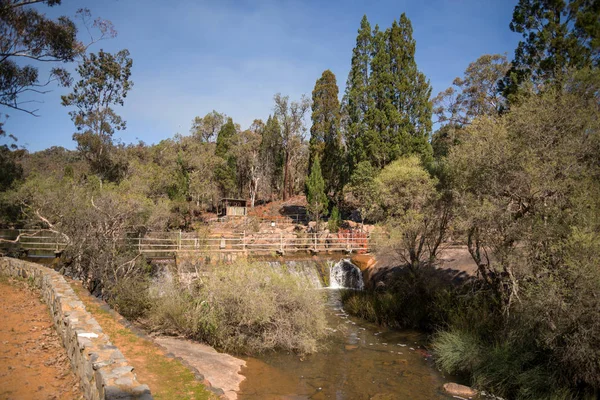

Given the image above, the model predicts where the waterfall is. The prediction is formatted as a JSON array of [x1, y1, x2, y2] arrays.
[[329, 259, 364, 290], [265, 260, 324, 289]]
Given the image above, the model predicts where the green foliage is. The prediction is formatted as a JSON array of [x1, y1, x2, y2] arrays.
[[107, 275, 153, 321], [501, 0, 600, 98], [0, 2, 102, 126], [273, 93, 310, 200], [432, 329, 482, 375], [0, 145, 23, 192], [343, 15, 373, 173], [343, 13, 432, 173], [310, 70, 343, 197], [190, 110, 225, 142], [147, 259, 329, 355], [305, 157, 328, 224], [260, 115, 284, 198], [341, 266, 459, 331], [62, 49, 133, 182], [327, 205, 341, 232], [433, 54, 509, 126], [215, 117, 238, 197], [343, 160, 379, 223]]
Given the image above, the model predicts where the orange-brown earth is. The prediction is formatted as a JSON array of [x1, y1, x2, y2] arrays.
[[67, 280, 215, 400], [0, 277, 83, 400]]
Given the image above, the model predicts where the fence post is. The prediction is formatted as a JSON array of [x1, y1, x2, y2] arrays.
[[138, 237, 142, 254], [242, 231, 246, 253], [178, 230, 182, 251], [313, 232, 318, 253], [279, 232, 284, 254]]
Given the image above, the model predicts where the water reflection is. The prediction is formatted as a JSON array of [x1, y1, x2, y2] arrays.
[[238, 291, 452, 399]]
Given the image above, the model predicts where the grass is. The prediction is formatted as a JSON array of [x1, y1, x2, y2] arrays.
[[69, 280, 215, 400]]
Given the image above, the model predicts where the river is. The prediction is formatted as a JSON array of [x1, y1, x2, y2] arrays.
[[238, 289, 454, 399]]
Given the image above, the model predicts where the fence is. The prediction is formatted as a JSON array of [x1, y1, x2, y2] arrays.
[[0, 229, 67, 254], [0, 229, 375, 257]]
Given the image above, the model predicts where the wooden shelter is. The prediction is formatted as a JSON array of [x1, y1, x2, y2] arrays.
[[218, 198, 247, 217]]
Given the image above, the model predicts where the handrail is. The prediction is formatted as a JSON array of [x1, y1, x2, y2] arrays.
[[1, 229, 375, 255]]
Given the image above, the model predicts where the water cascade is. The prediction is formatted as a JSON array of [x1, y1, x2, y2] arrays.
[[329, 259, 364, 290]]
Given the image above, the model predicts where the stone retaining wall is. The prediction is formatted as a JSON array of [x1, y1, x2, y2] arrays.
[[0, 257, 152, 400]]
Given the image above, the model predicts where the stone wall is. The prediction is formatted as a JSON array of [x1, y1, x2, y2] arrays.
[[0, 257, 152, 400]]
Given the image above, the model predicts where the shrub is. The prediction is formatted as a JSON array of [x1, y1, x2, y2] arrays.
[[147, 259, 329, 355], [431, 329, 482, 375], [340, 265, 460, 331], [328, 206, 341, 232], [107, 275, 153, 321]]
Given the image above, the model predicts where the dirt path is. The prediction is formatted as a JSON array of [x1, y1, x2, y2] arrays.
[[0, 277, 83, 400]]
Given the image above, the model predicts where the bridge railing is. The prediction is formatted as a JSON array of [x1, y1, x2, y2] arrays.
[[1, 229, 378, 256]]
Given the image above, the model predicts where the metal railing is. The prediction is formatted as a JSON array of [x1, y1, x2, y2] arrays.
[[1, 229, 374, 256]]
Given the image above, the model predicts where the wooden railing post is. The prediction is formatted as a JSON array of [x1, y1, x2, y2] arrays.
[[279, 232, 284, 254]]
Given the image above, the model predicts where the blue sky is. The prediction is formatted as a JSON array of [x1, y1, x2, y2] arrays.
[[6, 0, 520, 152]]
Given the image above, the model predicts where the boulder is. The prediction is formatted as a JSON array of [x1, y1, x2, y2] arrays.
[[442, 383, 477, 398]]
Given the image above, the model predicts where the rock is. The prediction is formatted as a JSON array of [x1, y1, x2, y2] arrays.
[[443, 382, 477, 398]]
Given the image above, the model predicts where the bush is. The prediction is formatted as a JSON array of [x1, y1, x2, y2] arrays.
[[107, 275, 153, 321], [340, 265, 460, 331], [431, 329, 482, 375], [328, 206, 341, 232], [147, 259, 329, 355]]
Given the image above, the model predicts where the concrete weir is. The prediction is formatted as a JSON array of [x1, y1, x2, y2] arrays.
[[0, 257, 152, 400]]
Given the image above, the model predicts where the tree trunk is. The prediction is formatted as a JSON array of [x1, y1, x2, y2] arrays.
[[282, 151, 290, 201]]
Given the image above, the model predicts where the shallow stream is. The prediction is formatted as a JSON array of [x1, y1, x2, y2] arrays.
[[238, 289, 454, 399]]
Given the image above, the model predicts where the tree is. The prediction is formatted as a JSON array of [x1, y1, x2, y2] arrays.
[[61, 49, 133, 181], [385, 14, 432, 162], [343, 160, 380, 225], [214, 117, 238, 197], [0, 2, 115, 135], [500, 0, 600, 99], [259, 115, 284, 200], [343, 15, 373, 174], [344, 14, 433, 172], [433, 54, 510, 126], [273, 93, 310, 200], [190, 110, 225, 142], [310, 70, 342, 198], [235, 121, 263, 208], [306, 157, 328, 226]]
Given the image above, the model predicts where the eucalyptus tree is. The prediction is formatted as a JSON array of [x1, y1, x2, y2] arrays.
[[0, 2, 115, 135], [273, 93, 310, 200], [61, 49, 133, 182]]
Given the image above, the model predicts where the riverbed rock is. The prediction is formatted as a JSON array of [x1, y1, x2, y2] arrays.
[[443, 382, 477, 398], [155, 336, 246, 400]]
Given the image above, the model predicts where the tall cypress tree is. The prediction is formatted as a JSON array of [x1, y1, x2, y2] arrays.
[[215, 117, 238, 197], [343, 14, 432, 174], [387, 14, 432, 161], [310, 69, 342, 198], [365, 24, 391, 168], [343, 15, 373, 174]]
